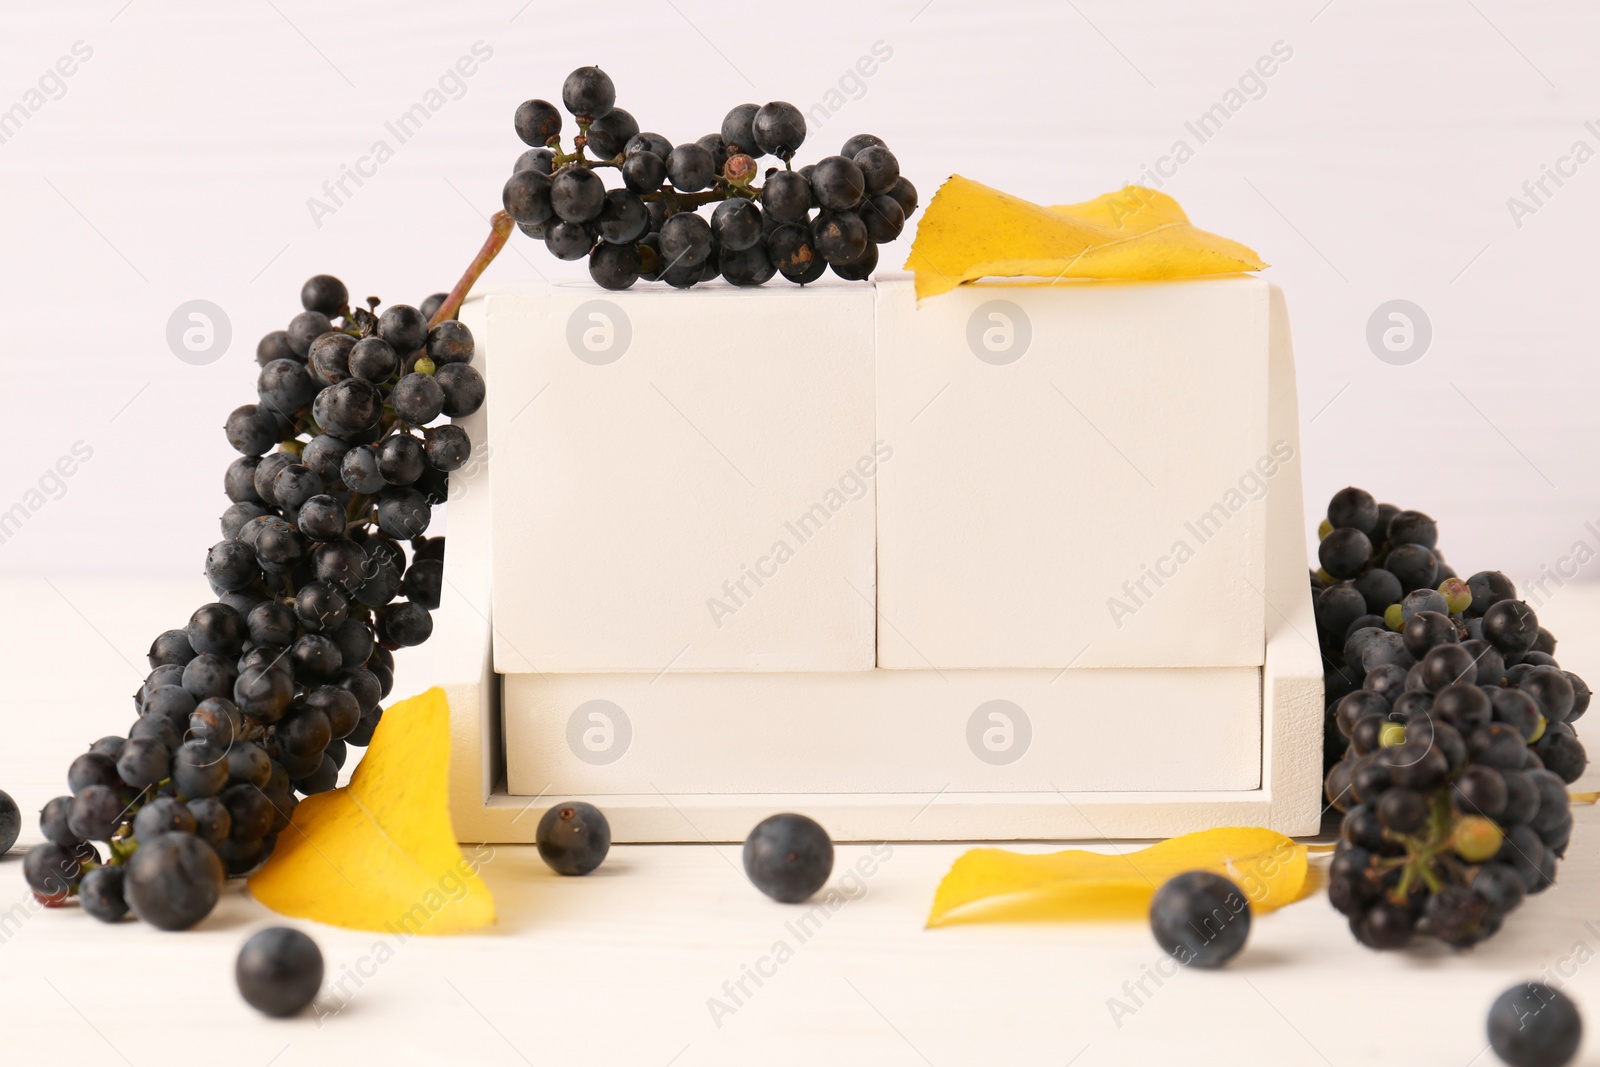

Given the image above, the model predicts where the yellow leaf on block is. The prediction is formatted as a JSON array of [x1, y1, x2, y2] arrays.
[[926, 827, 1310, 928], [250, 687, 496, 935], [905, 176, 1267, 300]]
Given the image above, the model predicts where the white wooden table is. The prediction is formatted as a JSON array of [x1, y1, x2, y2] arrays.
[[3, 575, 1597, 1066]]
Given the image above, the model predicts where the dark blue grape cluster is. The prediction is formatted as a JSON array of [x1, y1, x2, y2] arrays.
[[25, 277, 483, 930], [504, 66, 917, 290], [1314, 487, 1587, 949]]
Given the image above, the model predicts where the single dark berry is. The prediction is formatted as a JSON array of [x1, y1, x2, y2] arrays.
[[224, 405, 279, 457], [551, 166, 606, 223], [1319, 527, 1372, 580], [1385, 543, 1439, 593], [392, 373, 446, 426], [1353, 567, 1402, 614], [1327, 487, 1380, 535], [1522, 666, 1575, 723], [378, 304, 428, 354], [853, 145, 900, 196], [721, 103, 760, 156], [596, 189, 649, 246], [752, 102, 806, 159], [0, 790, 17, 855], [285, 311, 332, 358], [1352, 900, 1414, 949], [79, 866, 129, 923], [720, 244, 777, 287], [23, 841, 89, 898], [536, 801, 611, 876], [659, 212, 712, 269], [1468, 570, 1517, 616], [861, 195, 906, 243], [544, 220, 595, 261], [830, 241, 878, 280], [124, 832, 225, 930], [1388, 509, 1438, 548], [1148, 870, 1251, 968], [514, 99, 561, 146], [1484, 600, 1540, 656], [621, 150, 666, 194], [665, 143, 715, 192], [348, 336, 399, 382], [561, 66, 615, 120], [257, 330, 296, 366], [503, 168, 554, 226], [711, 198, 763, 252], [436, 363, 486, 419], [585, 106, 638, 158], [886, 176, 918, 218], [237, 927, 325, 1017], [134, 797, 196, 842], [742, 813, 832, 903], [379, 601, 433, 647], [841, 133, 886, 158], [312, 378, 384, 438], [426, 320, 474, 365], [1487, 981, 1581, 1067], [511, 151, 548, 178], [811, 155, 866, 211]]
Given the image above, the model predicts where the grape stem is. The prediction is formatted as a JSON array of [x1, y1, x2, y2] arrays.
[[429, 210, 516, 329], [543, 132, 760, 217]]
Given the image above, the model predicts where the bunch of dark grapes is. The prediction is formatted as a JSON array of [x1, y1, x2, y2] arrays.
[[503, 66, 917, 290], [1313, 487, 1588, 950], [24, 276, 484, 930]]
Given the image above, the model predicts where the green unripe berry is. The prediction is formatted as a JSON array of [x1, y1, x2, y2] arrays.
[[1452, 815, 1503, 862], [1384, 604, 1404, 631], [1529, 714, 1547, 744], [1379, 722, 1406, 748], [1438, 576, 1473, 615]]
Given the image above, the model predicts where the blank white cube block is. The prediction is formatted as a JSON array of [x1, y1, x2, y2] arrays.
[[483, 282, 878, 673], [875, 276, 1272, 669]]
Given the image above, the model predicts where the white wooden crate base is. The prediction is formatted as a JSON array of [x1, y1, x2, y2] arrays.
[[438, 281, 1323, 842]]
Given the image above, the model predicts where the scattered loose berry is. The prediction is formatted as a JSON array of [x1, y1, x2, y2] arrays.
[[1148, 871, 1251, 968], [536, 802, 611, 876], [237, 927, 325, 1017], [742, 813, 833, 903]]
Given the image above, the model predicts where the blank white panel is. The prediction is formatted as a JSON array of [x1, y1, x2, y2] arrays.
[[503, 666, 1262, 797]]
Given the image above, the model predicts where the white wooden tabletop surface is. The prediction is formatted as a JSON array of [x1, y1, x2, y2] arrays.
[[3, 575, 1598, 1067]]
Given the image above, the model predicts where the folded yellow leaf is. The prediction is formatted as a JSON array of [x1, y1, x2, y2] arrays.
[[926, 827, 1311, 928], [250, 687, 496, 935], [905, 176, 1267, 300]]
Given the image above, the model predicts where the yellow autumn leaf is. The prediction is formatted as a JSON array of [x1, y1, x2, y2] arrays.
[[905, 176, 1267, 300], [926, 827, 1311, 928], [250, 687, 496, 935]]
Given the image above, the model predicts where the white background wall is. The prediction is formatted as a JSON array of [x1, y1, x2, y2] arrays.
[[2, 0, 1597, 597]]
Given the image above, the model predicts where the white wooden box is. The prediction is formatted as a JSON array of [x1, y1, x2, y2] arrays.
[[439, 278, 1323, 842]]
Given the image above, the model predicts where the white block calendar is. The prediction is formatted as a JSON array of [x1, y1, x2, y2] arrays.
[[435, 275, 1323, 843]]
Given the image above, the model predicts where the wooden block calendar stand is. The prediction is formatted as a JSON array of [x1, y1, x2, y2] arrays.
[[436, 277, 1323, 843]]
